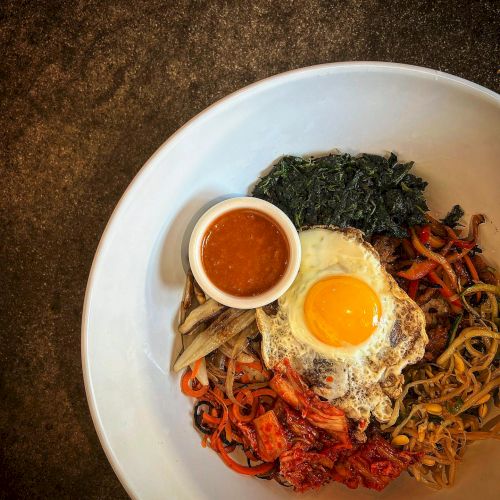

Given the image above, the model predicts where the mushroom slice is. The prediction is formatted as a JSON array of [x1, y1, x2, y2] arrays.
[[193, 280, 207, 305], [179, 298, 226, 334], [219, 322, 260, 362], [179, 272, 194, 324], [173, 309, 255, 372]]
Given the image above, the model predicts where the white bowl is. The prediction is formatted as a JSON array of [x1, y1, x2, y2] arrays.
[[188, 197, 301, 309], [82, 62, 500, 500]]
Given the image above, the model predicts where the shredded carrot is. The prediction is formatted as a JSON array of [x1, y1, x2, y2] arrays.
[[464, 254, 480, 282], [445, 226, 460, 240], [233, 390, 258, 422], [209, 388, 230, 446], [202, 413, 221, 425], [252, 388, 278, 399], [398, 260, 437, 280], [429, 234, 445, 248], [181, 369, 208, 398], [448, 247, 474, 263], [397, 249, 473, 280], [428, 271, 462, 311], [225, 420, 233, 442], [450, 225, 480, 295], [439, 239, 454, 256], [464, 254, 481, 301], [216, 438, 275, 475], [410, 228, 458, 289]]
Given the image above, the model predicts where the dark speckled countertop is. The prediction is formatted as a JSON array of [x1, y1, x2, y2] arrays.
[[1, 0, 498, 498]]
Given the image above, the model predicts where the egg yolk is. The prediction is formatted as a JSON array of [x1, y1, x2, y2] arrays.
[[304, 275, 381, 347]]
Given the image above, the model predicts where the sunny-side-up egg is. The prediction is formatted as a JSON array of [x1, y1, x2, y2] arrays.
[[256, 226, 428, 423]]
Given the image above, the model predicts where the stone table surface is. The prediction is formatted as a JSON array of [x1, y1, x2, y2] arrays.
[[1, 0, 498, 498]]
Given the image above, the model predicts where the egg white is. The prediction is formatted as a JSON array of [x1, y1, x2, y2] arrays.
[[257, 226, 427, 423]]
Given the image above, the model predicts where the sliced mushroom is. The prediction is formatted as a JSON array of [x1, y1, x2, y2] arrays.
[[193, 280, 207, 305], [178, 298, 226, 334], [179, 272, 194, 325], [225, 323, 257, 347], [173, 309, 255, 372], [219, 322, 260, 362]]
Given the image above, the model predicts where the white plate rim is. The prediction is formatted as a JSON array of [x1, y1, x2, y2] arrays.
[[81, 61, 499, 499]]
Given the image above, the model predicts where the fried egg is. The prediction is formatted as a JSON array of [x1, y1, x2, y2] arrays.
[[257, 226, 427, 423]]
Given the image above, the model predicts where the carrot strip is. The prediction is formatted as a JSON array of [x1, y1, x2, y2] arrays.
[[398, 260, 437, 280], [181, 369, 208, 398], [429, 234, 445, 248], [464, 254, 481, 301], [428, 271, 462, 310], [398, 246, 473, 281], [410, 228, 458, 289], [439, 239, 454, 256], [216, 439, 275, 475], [232, 391, 258, 422], [225, 420, 233, 442], [252, 388, 278, 399], [464, 254, 480, 282], [202, 413, 221, 425], [448, 247, 473, 263]]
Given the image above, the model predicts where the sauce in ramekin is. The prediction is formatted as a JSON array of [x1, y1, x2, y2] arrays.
[[201, 208, 289, 297]]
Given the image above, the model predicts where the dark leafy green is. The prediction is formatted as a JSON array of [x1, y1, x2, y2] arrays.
[[441, 204, 464, 228], [252, 152, 428, 238]]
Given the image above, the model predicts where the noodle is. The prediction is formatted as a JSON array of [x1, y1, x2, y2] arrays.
[[179, 214, 499, 491], [384, 280, 500, 489]]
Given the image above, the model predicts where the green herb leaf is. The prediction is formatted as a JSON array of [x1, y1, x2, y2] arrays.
[[441, 204, 464, 228], [252, 152, 428, 237]]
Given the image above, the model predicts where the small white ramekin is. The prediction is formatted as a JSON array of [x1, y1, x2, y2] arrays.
[[188, 197, 301, 309]]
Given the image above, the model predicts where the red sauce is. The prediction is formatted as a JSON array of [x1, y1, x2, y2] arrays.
[[201, 208, 289, 297]]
